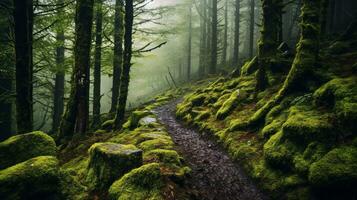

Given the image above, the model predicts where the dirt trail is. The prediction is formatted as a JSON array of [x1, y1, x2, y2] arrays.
[[153, 100, 266, 200]]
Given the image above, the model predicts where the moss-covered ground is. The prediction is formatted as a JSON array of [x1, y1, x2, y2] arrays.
[[175, 44, 357, 199]]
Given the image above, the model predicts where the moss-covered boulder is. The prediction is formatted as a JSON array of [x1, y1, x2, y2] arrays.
[[0, 156, 62, 200], [123, 111, 151, 130], [241, 56, 258, 76], [86, 143, 143, 190], [308, 146, 357, 189], [102, 119, 115, 130], [108, 163, 163, 200], [216, 89, 247, 120], [0, 131, 57, 170], [282, 106, 335, 143]]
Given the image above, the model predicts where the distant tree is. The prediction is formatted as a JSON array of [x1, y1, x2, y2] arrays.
[[14, 0, 34, 133], [110, 0, 124, 114], [248, 0, 255, 59], [198, 0, 207, 76], [221, 0, 228, 66], [92, 0, 104, 128], [210, 0, 218, 74], [232, 0, 240, 67], [114, 0, 134, 129], [187, 3, 192, 81], [59, 0, 94, 142]]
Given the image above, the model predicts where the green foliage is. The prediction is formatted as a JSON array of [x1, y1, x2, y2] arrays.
[[123, 110, 152, 130], [0, 131, 57, 170], [108, 163, 164, 200]]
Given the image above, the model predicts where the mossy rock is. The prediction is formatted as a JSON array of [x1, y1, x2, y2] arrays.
[[144, 149, 182, 168], [0, 131, 57, 170], [282, 106, 335, 143], [188, 93, 207, 106], [308, 146, 357, 189], [123, 111, 152, 130], [213, 93, 231, 108], [0, 156, 62, 200], [108, 163, 164, 200], [216, 89, 247, 120], [86, 143, 143, 190], [194, 110, 211, 121], [138, 138, 174, 152]]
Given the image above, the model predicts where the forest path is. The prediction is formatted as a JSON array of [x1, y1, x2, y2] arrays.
[[153, 100, 266, 200]]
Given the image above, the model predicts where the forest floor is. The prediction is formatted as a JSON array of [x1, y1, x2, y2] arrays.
[[153, 99, 266, 200]]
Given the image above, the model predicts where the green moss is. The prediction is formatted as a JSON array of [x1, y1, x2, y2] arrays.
[[86, 143, 143, 190], [241, 56, 258, 76], [176, 102, 192, 119], [194, 110, 211, 121], [123, 111, 151, 130], [308, 146, 357, 188], [261, 110, 288, 139], [263, 131, 298, 169], [282, 106, 334, 143], [138, 138, 174, 152], [102, 119, 115, 130], [144, 149, 182, 168], [216, 90, 247, 120], [0, 131, 57, 170], [0, 156, 62, 200], [108, 163, 163, 200], [212, 93, 231, 109]]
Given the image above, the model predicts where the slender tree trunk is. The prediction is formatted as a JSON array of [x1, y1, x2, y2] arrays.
[[114, 0, 134, 129], [255, 0, 282, 92], [198, 0, 207, 77], [92, 0, 103, 128], [210, 0, 218, 74], [206, 0, 212, 72], [249, 0, 255, 59], [320, 0, 329, 37], [187, 4, 192, 81], [14, 0, 33, 133], [53, 0, 65, 133], [0, 0, 13, 140], [221, 0, 228, 66], [287, 0, 301, 44], [110, 0, 125, 113], [59, 0, 94, 141], [233, 0, 240, 67]]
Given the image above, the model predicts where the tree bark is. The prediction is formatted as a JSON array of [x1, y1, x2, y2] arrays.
[[249, 0, 255, 59], [114, 0, 134, 129], [255, 0, 282, 92], [210, 0, 218, 74], [59, 0, 94, 141], [53, 0, 65, 133], [198, 0, 207, 77], [14, 0, 33, 133], [187, 4, 192, 81], [233, 0, 240, 67], [221, 0, 228, 66], [92, 0, 103, 128], [110, 0, 125, 113]]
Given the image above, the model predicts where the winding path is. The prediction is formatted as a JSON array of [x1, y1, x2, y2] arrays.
[[153, 100, 266, 200]]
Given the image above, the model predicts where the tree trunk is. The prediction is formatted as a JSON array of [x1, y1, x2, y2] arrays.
[[92, 0, 103, 128], [114, 0, 134, 129], [14, 0, 33, 133], [221, 0, 228, 66], [110, 0, 125, 113], [198, 0, 207, 77], [320, 0, 329, 37], [52, 0, 65, 133], [0, 0, 13, 140], [249, 0, 255, 59], [255, 0, 282, 92], [187, 4, 192, 81], [246, 0, 322, 127], [210, 0, 218, 74], [206, 0, 212, 71], [233, 0, 240, 67], [59, 0, 94, 141]]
